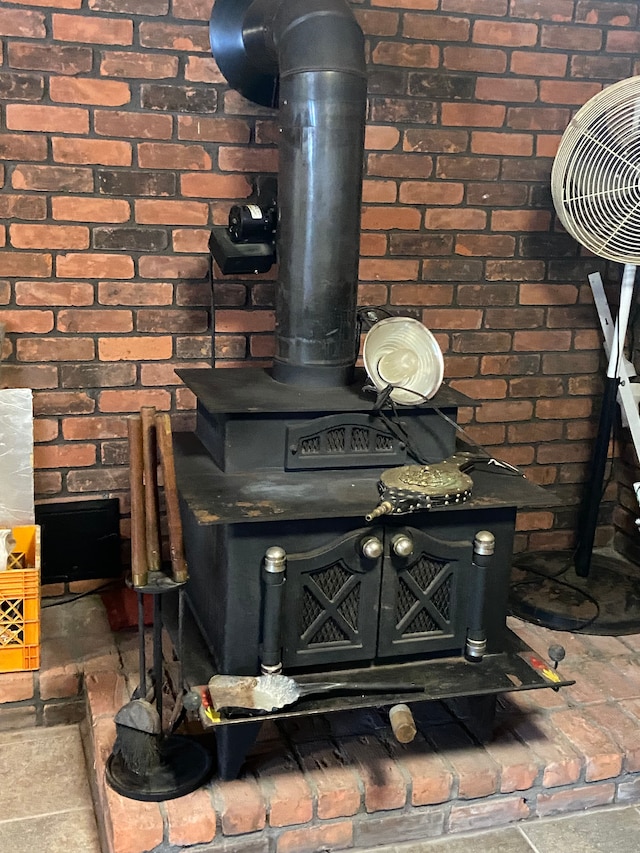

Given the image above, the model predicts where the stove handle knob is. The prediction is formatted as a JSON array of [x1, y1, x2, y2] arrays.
[[361, 536, 383, 560], [392, 534, 414, 558]]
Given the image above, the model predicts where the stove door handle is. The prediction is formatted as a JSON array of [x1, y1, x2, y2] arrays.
[[361, 536, 383, 560]]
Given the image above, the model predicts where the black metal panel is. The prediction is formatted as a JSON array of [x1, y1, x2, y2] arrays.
[[377, 527, 472, 658], [282, 528, 381, 668], [285, 413, 407, 471]]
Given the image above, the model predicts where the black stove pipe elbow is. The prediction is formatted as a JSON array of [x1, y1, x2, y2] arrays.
[[211, 0, 367, 387]]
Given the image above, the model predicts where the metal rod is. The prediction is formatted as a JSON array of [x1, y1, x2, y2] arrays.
[[137, 591, 146, 698], [153, 593, 163, 729]]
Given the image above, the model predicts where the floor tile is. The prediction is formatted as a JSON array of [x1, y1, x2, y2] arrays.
[[356, 827, 535, 853], [520, 807, 640, 852], [0, 808, 101, 853], [0, 725, 94, 821]]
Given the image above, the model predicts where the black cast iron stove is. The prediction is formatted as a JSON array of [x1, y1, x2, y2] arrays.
[[172, 0, 571, 779]]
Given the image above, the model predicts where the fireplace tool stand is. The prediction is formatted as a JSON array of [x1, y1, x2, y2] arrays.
[[106, 409, 212, 801]]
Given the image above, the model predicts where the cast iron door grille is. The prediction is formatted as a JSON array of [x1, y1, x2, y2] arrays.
[[282, 529, 382, 668], [377, 528, 472, 658]]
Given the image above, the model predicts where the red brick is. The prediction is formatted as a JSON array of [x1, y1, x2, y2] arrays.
[[391, 283, 454, 305], [516, 510, 555, 531], [0, 133, 47, 160], [0, 252, 51, 277], [427, 725, 498, 799], [388, 738, 453, 805], [426, 209, 486, 230], [403, 13, 469, 40], [510, 0, 574, 18], [536, 782, 615, 817], [52, 197, 130, 223], [100, 50, 178, 79], [514, 330, 571, 351], [362, 206, 421, 230], [34, 418, 59, 442], [6, 103, 88, 133], [16, 280, 94, 306], [536, 397, 592, 419], [0, 8, 45, 37], [138, 21, 210, 52], [476, 77, 538, 102], [474, 20, 538, 46], [403, 128, 468, 154], [509, 714, 582, 788], [456, 234, 515, 257], [296, 741, 361, 819], [138, 256, 208, 279], [166, 788, 216, 847], [449, 796, 530, 833], [98, 336, 173, 361], [138, 142, 212, 170], [98, 281, 173, 306], [10, 224, 88, 250], [56, 254, 134, 279], [508, 106, 571, 131], [172, 228, 209, 253], [1, 309, 53, 333], [492, 210, 551, 231], [105, 788, 163, 853], [34, 471, 62, 494], [372, 41, 439, 67], [355, 9, 399, 36], [178, 115, 250, 142], [472, 131, 533, 156], [540, 80, 602, 104], [441, 102, 505, 127], [35, 443, 96, 469], [52, 13, 133, 44], [277, 821, 353, 853], [0, 671, 34, 702], [135, 199, 209, 225], [399, 181, 464, 205], [12, 164, 92, 191], [98, 389, 171, 412], [172, 0, 211, 19], [607, 30, 640, 52], [255, 754, 313, 828], [449, 378, 507, 399], [340, 735, 406, 812], [185, 55, 224, 83], [511, 51, 567, 77], [444, 45, 506, 73], [366, 126, 401, 150], [62, 416, 128, 440], [17, 337, 95, 362], [52, 137, 132, 166], [368, 153, 433, 179], [50, 76, 130, 106], [34, 391, 95, 416], [57, 309, 132, 333], [359, 259, 419, 281], [94, 109, 173, 139], [219, 146, 278, 173], [214, 777, 266, 835]]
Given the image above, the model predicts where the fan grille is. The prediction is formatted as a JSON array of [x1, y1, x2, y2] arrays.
[[552, 75, 640, 264]]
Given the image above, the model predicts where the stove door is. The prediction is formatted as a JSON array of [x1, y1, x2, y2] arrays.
[[377, 526, 472, 659], [281, 528, 382, 669]]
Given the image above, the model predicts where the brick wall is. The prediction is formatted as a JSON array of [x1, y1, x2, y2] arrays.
[[1, 0, 638, 556]]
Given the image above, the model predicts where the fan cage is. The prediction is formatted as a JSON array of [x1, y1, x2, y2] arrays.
[[551, 75, 640, 264]]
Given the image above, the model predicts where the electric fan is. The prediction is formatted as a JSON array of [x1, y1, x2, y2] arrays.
[[510, 76, 640, 634]]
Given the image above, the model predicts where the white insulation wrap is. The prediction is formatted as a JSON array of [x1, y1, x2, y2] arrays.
[[0, 388, 35, 527]]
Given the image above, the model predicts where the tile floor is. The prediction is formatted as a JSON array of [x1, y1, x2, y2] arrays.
[[0, 724, 102, 853]]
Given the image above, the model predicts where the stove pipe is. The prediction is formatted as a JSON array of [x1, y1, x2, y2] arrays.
[[211, 0, 367, 387]]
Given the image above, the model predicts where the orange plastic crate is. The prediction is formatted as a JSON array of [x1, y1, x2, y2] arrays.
[[0, 525, 40, 672]]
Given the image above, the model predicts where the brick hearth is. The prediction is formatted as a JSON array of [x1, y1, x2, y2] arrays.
[[3, 591, 640, 853]]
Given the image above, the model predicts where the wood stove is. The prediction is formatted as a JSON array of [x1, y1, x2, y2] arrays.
[[171, 0, 571, 779]]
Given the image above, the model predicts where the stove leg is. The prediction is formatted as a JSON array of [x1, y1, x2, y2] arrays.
[[446, 693, 497, 743], [214, 722, 263, 780]]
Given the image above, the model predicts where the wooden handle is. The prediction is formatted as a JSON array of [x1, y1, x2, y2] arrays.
[[128, 416, 148, 587], [156, 412, 188, 583], [140, 406, 161, 572], [389, 703, 417, 744]]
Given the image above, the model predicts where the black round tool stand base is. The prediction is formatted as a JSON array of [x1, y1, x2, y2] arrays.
[[106, 735, 213, 802], [510, 550, 640, 635]]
